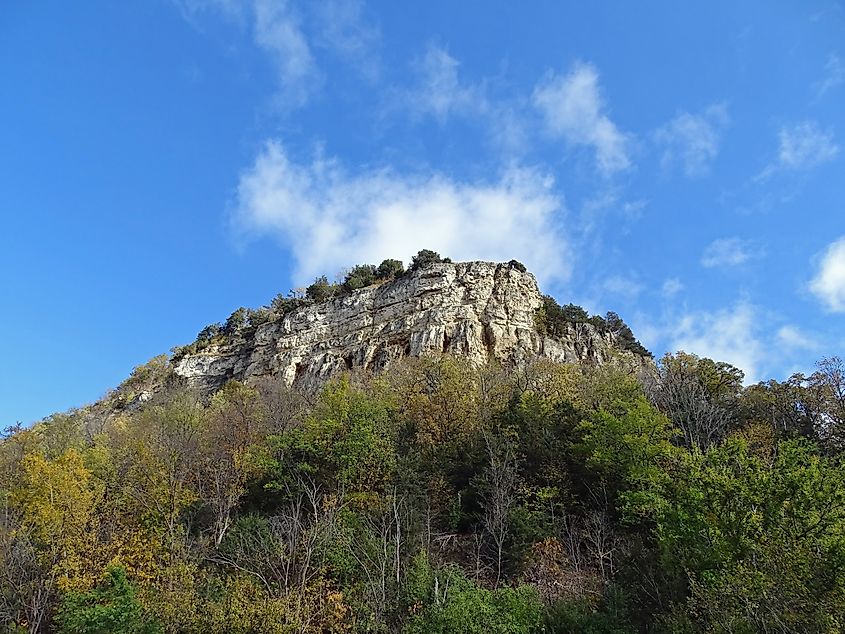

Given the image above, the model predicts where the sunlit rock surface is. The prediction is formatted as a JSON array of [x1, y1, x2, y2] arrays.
[[172, 261, 643, 393]]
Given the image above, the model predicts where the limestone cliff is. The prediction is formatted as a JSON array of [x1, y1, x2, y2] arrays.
[[171, 260, 647, 394]]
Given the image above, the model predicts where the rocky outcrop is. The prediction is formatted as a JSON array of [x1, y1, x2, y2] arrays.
[[173, 261, 645, 393]]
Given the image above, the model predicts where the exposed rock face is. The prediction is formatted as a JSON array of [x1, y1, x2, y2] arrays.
[[173, 261, 642, 393]]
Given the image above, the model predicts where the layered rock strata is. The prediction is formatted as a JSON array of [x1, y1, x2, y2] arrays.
[[173, 261, 637, 393]]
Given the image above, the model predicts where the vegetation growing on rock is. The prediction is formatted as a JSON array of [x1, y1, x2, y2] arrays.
[[535, 295, 652, 358]]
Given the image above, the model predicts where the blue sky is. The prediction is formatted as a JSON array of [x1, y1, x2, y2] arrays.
[[2, 1, 844, 425]]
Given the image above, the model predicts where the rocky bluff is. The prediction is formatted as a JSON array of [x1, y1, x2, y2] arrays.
[[171, 260, 648, 394]]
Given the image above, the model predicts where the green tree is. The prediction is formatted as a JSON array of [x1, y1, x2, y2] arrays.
[[409, 249, 446, 271], [55, 565, 160, 634], [342, 264, 377, 292], [272, 376, 398, 496], [376, 258, 404, 279], [403, 554, 543, 634], [224, 307, 248, 333], [654, 438, 845, 631], [306, 275, 335, 302]]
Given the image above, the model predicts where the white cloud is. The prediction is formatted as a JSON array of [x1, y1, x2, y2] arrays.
[[408, 44, 485, 122], [313, 0, 380, 82], [252, 0, 319, 108], [815, 53, 845, 99], [662, 278, 684, 297], [532, 61, 630, 174], [809, 236, 845, 312], [701, 237, 760, 268], [233, 140, 570, 283], [602, 275, 642, 299], [756, 121, 839, 180], [177, 0, 380, 107], [393, 45, 532, 156], [778, 121, 839, 168], [776, 325, 819, 351], [671, 302, 763, 383], [775, 121, 839, 170], [655, 104, 728, 176]]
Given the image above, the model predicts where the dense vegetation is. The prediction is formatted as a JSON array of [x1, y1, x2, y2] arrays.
[[3, 350, 845, 633], [535, 296, 651, 358]]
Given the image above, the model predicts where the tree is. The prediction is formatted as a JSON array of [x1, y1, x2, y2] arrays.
[[342, 264, 377, 293], [224, 307, 248, 334], [306, 275, 335, 302], [811, 356, 845, 448], [0, 507, 52, 634], [601, 312, 651, 357], [270, 293, 306, 316], [739, 374, 825, 440], [404, 555, 543, 634], [653, 438, 845, 631], [196, 323, 222, 343], [375, 259, 404, 279], [409, 249, 446, 271], [122, 393, 203, 559], [645, 353, 739, 452], [479, 430, 519, 588], [198, 382, 267, 548], [54, 565, 160, 634]]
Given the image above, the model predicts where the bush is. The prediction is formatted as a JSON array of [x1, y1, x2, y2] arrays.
[[409, 249, 446, 271], [342, 264, 377, 293], [54, 565, 160, 634], [537, 296, 651, 357], [404, 555, 544, 634], [306, 275, 336, 302], [197, 323, 223, 342], [224, 307, 248, 333], [270, 294, 307, 316], [376, 258, 405, 279]]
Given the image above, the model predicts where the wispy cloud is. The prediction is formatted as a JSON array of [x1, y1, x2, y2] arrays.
[[809, 236, 845, 312], [701, 237, 761, 268], [176, 0, 380, 108], [776, 325, 819, 351], [233, 140, 570, 283], [253, 0, 319, 108], [815, 52, 845, 99], [602, 275, 642, 300], [671, 301, 763, 382], [777, 121, 839, 168], [532, 61, 631, 175], [662, 278, 684, 297], [392, 45, 532, 156], [406, 44, 486, 123], [313, 0, 380, 82], [759, 121, 839, 179], [654, 104, 729, 177]]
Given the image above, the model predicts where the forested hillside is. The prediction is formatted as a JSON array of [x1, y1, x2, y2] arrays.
[[2, 351, 845, 633]]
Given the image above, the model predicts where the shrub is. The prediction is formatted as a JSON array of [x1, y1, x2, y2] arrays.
[[270, 293, 308, 315], [197, 323, 222, 341], [409, 249, 446, 271], [54, 565, 160, 634], [536, 297, 651, 357], [375, 258, 405, 279], [342, 264, 377, 293], [404, 554, 544, 634], [306, 275, 336, 302]]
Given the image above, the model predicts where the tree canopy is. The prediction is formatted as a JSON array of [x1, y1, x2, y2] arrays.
[[4, 353, 845, 631]]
